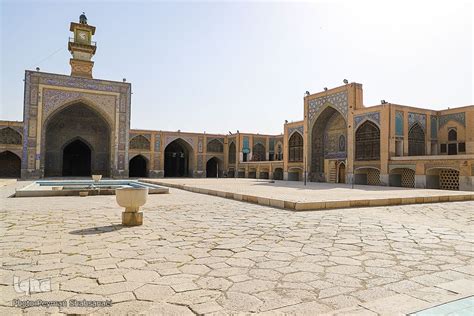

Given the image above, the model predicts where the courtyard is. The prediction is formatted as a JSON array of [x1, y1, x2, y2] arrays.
[[1, 180, 473, 315]]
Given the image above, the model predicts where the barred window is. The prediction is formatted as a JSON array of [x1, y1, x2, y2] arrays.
[[448, 129, 457, 141], [228, 142, 236, 163], [440, 144, 447, 153], [288, 133, 303, 162], [459, 143, 466, 153], [355, 121, 380, 160], [408, 123, 425, 156], [252, 143, 266, 161]]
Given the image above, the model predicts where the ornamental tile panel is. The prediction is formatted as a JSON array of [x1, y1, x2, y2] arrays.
[[197, 155, 203, 170], [154, 136, 161, 152], [439, 112, 465, 128], [395, 111, 404, 136], [164, 136, 194, 148], [42, 88, 117, 126], [308, 91, 348, 123], [354, 112, 380, 129], [243, 136, 250, 151], [288, 125, 304, 138], [198, 137, 203, 153], [35, 72, 124, 93], [254, 137, 266, 146], [408, 112, 427, 130], [430, 115, 438, 139], [30, 86, 38, 105], [269, 138, 275, 152]]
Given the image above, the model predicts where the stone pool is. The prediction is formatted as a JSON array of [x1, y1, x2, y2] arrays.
[[14, 179, 169, 197]]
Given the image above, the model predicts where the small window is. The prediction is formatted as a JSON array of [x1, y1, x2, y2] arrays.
[[448, 129, 457, 142], [440, 144, 447, 153], [459, 143, 466, 153]]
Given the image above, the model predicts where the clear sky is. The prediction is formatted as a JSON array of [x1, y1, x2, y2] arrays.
[[1, 0, 473, 134]]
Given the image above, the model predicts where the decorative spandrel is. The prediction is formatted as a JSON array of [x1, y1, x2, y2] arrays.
[[439, 112, 465, 128], [408, 112, 427, 130], [0, 127, 22, 145], [308, 91, 348, 124], [354, 112, 380, 129], [129, 135, 151, 150], [288, 125, 304, 139]]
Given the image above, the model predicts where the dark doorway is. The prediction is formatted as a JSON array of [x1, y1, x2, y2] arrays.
[[0, 151, 21, 178], [164, 140, 190, 177], [448, 143, 457, 155], [129, 155, 147, 177], [62, 139, 91, 176], [274, 168, 283, 180], [206, 157, 219, 178], [338, 163, 346, 183]]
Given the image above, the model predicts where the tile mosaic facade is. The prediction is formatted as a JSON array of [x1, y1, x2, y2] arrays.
[[431, 115, 438, 139], [288, 125, 304, 138], [439, 112, 465, 128], [354, 112, 380, 129], [408, 112, 427, 130], [395, 111, 404, 136], [308, 91, 348, 124]]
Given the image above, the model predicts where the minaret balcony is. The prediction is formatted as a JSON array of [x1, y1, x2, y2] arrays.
[[68, 37, 97, 54]]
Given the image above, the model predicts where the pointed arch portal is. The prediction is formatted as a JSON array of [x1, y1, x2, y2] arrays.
[[44, 102, 111, 177], [164, 139, 193, 177], [0, 151, 21, 178], [62, 139, 91, 176], [129, 155, 148, 177]]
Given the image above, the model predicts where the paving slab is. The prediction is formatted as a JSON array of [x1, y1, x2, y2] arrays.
[[1, 180, 473, 315], [143, 178, 474, 211]]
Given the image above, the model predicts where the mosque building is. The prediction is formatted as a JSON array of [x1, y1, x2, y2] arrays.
[[1, 14, 473, 191]]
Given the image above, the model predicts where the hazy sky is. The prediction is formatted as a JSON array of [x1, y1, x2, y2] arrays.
[[1, 0, 473, 134]]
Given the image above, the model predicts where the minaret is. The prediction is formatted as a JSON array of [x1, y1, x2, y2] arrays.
[[68, 13, 97, 78]]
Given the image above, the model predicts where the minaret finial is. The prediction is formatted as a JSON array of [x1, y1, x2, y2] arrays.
[[79, 12, 87, 24]]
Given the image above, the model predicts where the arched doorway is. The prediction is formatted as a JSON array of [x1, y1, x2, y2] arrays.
[[310, 107, 347, 181], [62, 139, 91, 176], [206, 157, 220, 178], [44, 103, 110, 177], [129, 155, 148, 177], [273, 168, 283, 180], [164, 139, 193, 177], [426, 168, 460, 190], [338, 163, 346, 183], [389, 168, 415, 188], [0, 151, 21, 178]]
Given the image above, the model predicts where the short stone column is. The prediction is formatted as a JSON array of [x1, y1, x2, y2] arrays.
[[116, 187, 148, 226]]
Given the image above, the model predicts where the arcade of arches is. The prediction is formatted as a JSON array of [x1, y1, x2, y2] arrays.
[[44, 103, 111, 177]]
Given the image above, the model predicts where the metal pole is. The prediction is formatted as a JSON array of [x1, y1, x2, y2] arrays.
[[216, 162, 218, 179]]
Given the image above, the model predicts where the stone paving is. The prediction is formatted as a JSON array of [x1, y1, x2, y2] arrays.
[[1, 180, 474, 315], [144, 178, 474, 211]]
